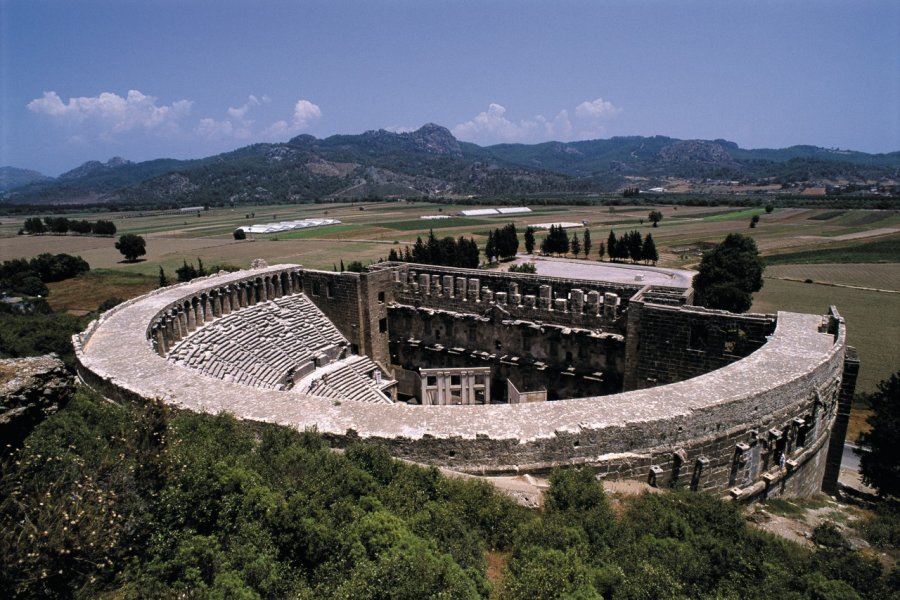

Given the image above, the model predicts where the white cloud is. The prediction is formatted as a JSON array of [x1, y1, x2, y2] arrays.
[[198, 94, 271, 140], [27, 90, 192, 134], [575, 97, 621, 119], [452, 103, 541, 143], [453, 97, 621, 145], [196, 117, 235, 139], [261, 99, 322, 139], [291, 99, 322, 128]]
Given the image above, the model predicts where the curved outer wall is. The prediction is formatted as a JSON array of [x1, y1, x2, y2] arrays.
[[74, 265, 853, 500]]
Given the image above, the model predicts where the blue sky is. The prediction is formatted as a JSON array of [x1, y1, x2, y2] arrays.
[[2, 0, 898, 175]]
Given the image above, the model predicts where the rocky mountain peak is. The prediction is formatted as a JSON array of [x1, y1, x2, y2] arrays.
[[59, 156, 133, 180], [406, 123, 462, 156]]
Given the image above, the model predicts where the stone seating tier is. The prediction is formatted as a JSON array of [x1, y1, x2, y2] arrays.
[[168, 293, 348, 390]]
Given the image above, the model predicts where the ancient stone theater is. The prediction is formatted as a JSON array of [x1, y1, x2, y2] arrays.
[[75, 261, 858, 500]]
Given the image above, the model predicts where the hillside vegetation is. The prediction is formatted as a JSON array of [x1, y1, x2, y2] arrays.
[[4, 125, 898, 207], [1, 387, 896, 599]]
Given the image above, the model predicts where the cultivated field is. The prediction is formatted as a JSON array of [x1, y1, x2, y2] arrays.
[[4, 201, 898, 397], [765, 263, 900, 292]]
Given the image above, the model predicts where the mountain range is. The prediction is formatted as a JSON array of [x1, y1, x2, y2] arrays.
[[3, 124, 898, 206]]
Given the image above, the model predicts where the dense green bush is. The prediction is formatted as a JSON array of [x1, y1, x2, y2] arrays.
[[0, 253, 90, 297], [1, 389, 894, 599]]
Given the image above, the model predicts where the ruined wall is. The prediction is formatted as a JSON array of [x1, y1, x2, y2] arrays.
[[300, 270, 364, 353], [378, 262, 640, 331], [388, 304, 625, 400], [623, 299, 776, 391]]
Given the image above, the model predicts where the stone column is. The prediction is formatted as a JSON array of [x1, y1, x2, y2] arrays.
[[539, 285, 552, 310], [482, 288, 494, 303], [231, 286, 240, 310], [186, 303, 197, 331], [443, 275, 454, 297], [202, 296, 213, 322], [212, 293, 222, 318], [570, 289, 584, 314], [554, 298, 568, 312], [586, 290, 601, 315], [259, 280, 268, 302], [221, 288, 232, 315], [455, 277, 466, 299], [603, 293, 619, 319], [419, 274, 430, 295], [524, 294, 536, 309], [495, 291, 507, 304], [467, 278, 480, 302], [168, 314, 182, 344], [510, 281, 521, 306], [190, 300, 201, 327], [153, 325, 168, 356], [178, 307, 189, 336]]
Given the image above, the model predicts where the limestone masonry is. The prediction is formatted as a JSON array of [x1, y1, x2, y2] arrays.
[[74, 262, 857, 500]]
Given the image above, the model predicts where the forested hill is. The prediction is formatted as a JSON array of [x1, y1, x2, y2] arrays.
[[3, 124, 898, 206]]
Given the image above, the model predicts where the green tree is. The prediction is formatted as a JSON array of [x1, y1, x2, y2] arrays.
[[642, 233, 658, 265], [625, 230, 643, 263], [693, 233, 764, 313], [23, 217, 45, 234], [597, 242, 605, 262], [91, 220, 117, 236], [570, 232, 581, 257], [750, 214, 760, 228], [607, 231, 618, 262], [233, 228, 246, 240], [44, 217, 70, 234], [115, 234, 147, 262], [485, 230, 497, 263], [582, 229, 591, 258], [648, 210, 663, 227], [176, 260, 198, 282], [857, 371, 900, 498], [765, 202, 775, 214], [158, 266, 169, 288], [524, 226, 536, 254]]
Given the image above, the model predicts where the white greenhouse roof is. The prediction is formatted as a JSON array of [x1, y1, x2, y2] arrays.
[[240, 218, 342, 234], [532, 222, 584, 229], [458, 207, 531, 217]]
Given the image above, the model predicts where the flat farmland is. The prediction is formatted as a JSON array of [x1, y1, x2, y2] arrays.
[[765, 263, 900, 291]]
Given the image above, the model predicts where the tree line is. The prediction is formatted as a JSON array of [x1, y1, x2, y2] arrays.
[[21, 217, 116, 236], [388, 230, 481, 269]]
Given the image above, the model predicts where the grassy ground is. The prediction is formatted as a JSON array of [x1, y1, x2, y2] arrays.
[[765, 263, 900, 291], [764, 236, 900, 265], [46, 269, 159, 314]]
